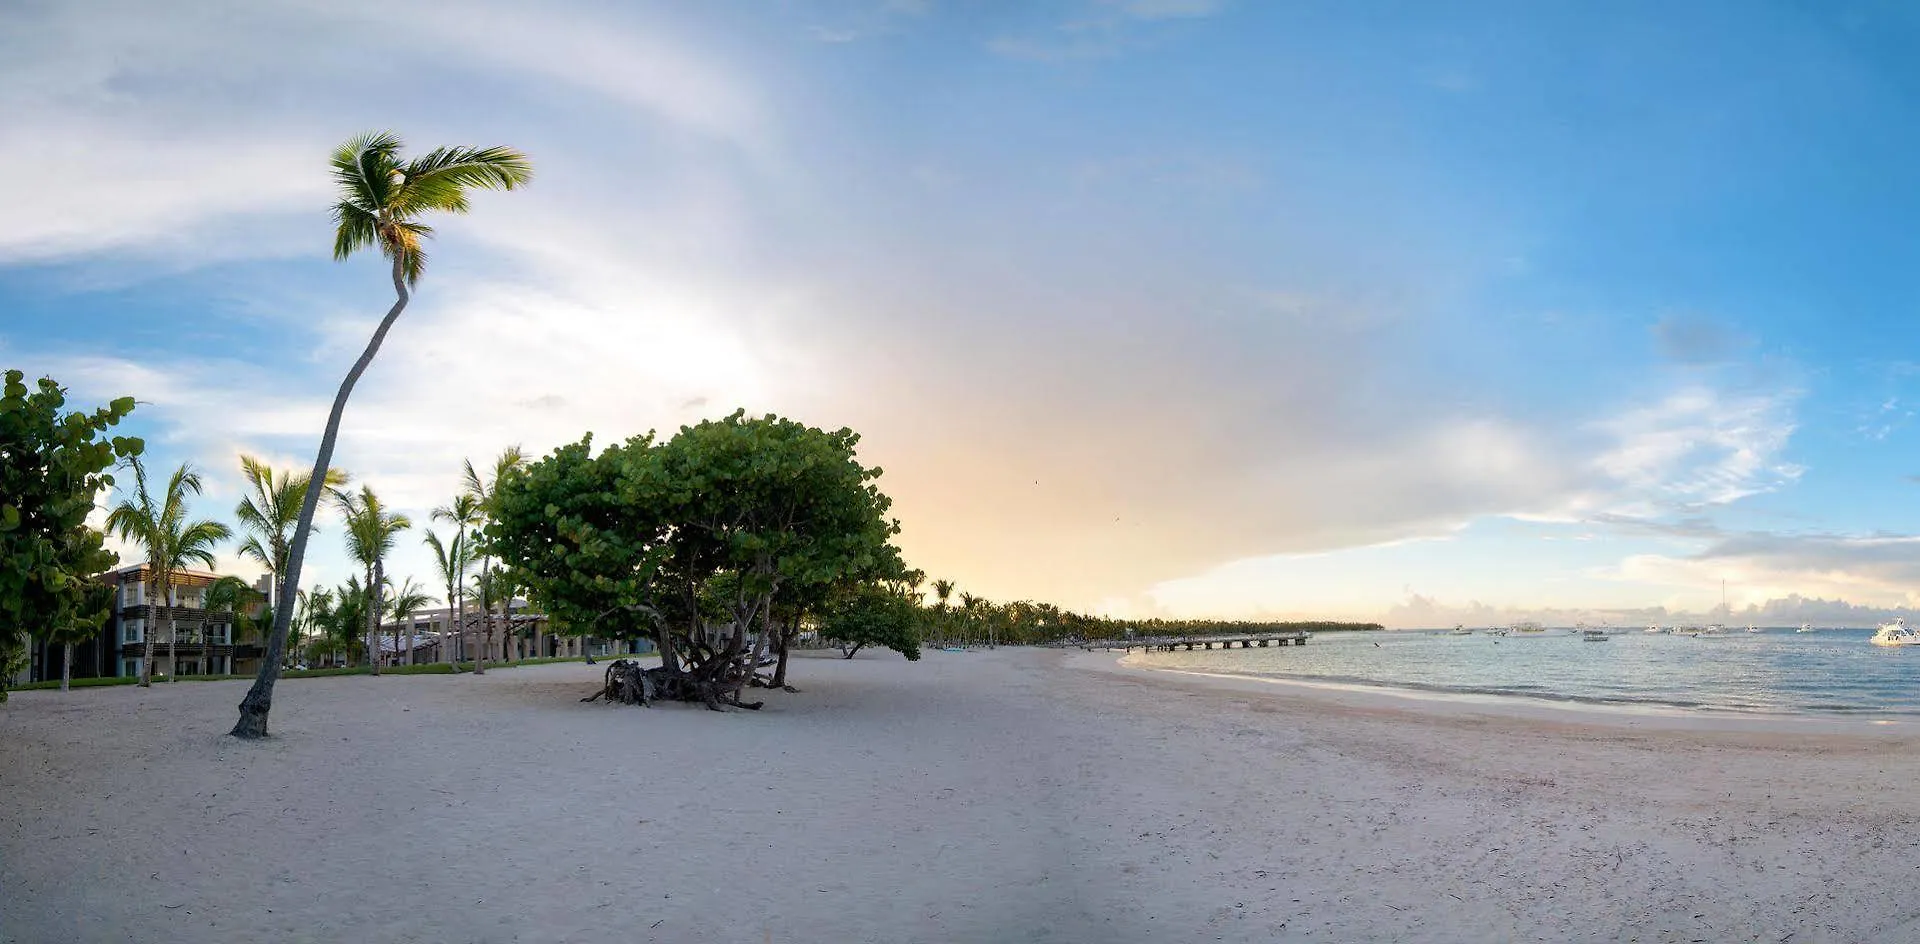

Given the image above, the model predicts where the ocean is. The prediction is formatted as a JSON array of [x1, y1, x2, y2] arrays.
[[1127, 627, 1920, 716]]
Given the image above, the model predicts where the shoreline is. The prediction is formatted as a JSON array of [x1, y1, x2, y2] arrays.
[[1071, 648, 1920, 737]]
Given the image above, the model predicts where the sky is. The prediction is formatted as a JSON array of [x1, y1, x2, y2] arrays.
[[9, 0, 1920, 627]]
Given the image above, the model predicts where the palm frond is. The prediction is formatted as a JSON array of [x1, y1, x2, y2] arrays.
[[399, 146, 532, 211], [331, 131, 402, 212]]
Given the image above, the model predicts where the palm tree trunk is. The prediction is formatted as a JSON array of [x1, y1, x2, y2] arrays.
[[368, 559, 383, 676], [61, 643, 72, 692], [139, 575, 158, 687], [166, 580, 178, 681], [233, 256, 409, 738]]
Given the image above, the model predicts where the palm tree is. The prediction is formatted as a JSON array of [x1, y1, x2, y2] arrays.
[[459, 448, 525, 674], [386, 577, 435, 667], [234, 455, 348, 615], [958, 592, 985, 649], [204, 575, 265, 673], [430, 493, 481, 666], [232, 133, 531, 738], [931, 579, 955, 646], [333, 485, 411, 675], [105, 458, 232, 685], [423, 529, 469, 666]]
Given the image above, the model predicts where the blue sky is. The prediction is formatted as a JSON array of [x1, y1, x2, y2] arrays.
[[8, 0, 1920, 626]]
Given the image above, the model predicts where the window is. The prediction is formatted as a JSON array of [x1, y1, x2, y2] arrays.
[[210, 623, 229, 644], [122, 618, 144, 645], [119, 657, 144, 678]]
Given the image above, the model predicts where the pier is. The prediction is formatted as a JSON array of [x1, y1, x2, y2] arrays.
[[1085, 633, 1311, 652]]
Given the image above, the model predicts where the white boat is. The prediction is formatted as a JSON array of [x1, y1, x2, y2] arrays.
[[1697, 624, 1728, 637], [1581, 628, 1610, 642], [1643, 624, 1666, 634], [1745, 624, 1762, 634], [1871, 619, 1920, 647], [1796, 623, 1815, 633], [1449, 624, 1472, 636]]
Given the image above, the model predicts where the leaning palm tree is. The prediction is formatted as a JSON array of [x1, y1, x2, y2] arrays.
[[105, 459, 232, 686], [234, 455, 348, 614], [423, 529, 469, 666], [430, 494, 481, 665], [232, 133, 530, 738], [333, 485, 411, 676]]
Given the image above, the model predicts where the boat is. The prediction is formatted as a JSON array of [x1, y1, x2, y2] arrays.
[[1506, 621, 1556, 637], [1449, 624, 1472, 636], [1581, 628, 1610, 642], [1870, 619, 1920, 647], [1643, 624, 1666, 634], [1697, 624, 1728, 637], [1796, 623, 1815, 633], [1745, 624, 1762, 634]]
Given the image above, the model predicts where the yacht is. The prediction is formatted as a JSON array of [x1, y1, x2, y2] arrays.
[[1796, 623, 1815, 633], [1643, 624, 1666, 634], [1871, 619, 1920, 647], [1507, 621, 1556, 638], [1745, 624, 1763, 633], [1697, 624, 1729, 637], [1581, 628, 1610, 642], [1449, 624, 1472, 636]]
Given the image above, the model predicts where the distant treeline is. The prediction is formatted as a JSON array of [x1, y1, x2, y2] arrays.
[[910, 596, 1383, 647], [1088, 619, 1384, 639]]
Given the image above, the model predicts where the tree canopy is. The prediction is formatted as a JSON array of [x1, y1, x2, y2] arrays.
[[0, 371, 141, 701], [488, 411, 905, 708]]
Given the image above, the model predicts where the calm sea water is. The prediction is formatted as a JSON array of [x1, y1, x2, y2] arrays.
[[1129, 628, 1920, 716]]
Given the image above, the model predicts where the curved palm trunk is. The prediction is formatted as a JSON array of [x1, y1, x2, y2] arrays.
[[233, 258, 408, 737]]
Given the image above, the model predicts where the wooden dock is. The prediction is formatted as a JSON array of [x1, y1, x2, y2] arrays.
[[1085, 633, 1311, 652]]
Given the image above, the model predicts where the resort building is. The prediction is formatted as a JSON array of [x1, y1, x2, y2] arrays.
[[11, 563, 263, 683], [98, 564, 259, 679], [374, 601, 649, 665]]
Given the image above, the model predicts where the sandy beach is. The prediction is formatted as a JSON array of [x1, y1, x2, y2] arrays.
[[6, 648, 1920, 943]]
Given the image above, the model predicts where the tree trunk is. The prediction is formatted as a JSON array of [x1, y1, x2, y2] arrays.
[[233, 255, 409, 738], [368, 559, 384, 676], [61, 643, 72, 692], [165, 583, 178, 682], [139, 574, 159, 686]]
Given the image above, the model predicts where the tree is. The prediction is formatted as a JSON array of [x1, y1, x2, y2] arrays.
[[234, 455, 347, 615], [491, 412, 905, 709], [460, 448, 524, 674], [105, 458, 231, 685], [232, 133, 530, 738], [821, 583, 923, 661], [332, 485, 410, 675], [204, 575, 266, 670], [0, 371, 140, 701], [424, 529, 469, 665], [387, 576, 434, 667], [47, 578, 117, 691]]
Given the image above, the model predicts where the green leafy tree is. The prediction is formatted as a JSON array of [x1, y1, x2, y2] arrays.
[[233, 133, 530, 738], [104, 458, 232, 685], [0, 371, 140, 700], [820, 583, 923, 661], [490, 411, 904, 708]]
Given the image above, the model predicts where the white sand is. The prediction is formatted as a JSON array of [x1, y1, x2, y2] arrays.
[[5, 648, 1920, 943]]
